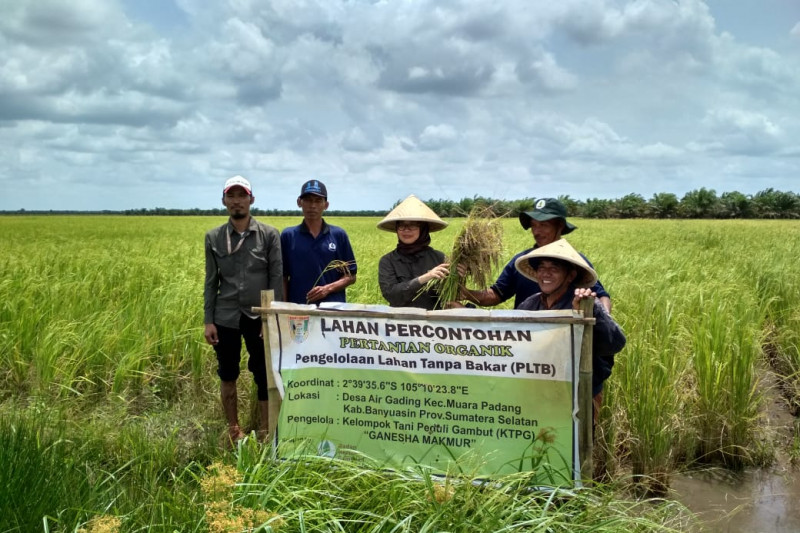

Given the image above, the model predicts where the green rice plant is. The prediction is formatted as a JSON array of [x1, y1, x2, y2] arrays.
[[0, 413, 103, 531], [218, 440, 693, 532], [597, 222, 695, 491], [2, 215, 800, 494], [689, 292, 763, 467], [0, 403, 218, 532], [617, 332, 690, 494], [0, 216, 215, 402], [773, 314, 800, 414], [791, 419, 800, 464], [746, 237, 800, 415], [592, 221, 694, 487], [0, 402, 694, 532]]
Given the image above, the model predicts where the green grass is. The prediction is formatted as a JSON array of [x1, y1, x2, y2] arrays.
[[0, 406, 213, 532], [2, 215, 800, 529], [0, 408, 692, 532], [223, 439, 694, 532]]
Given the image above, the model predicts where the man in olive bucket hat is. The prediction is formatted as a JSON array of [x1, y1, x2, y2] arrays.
[[515, 239, 625, 421], [460, 198, 612, 312]]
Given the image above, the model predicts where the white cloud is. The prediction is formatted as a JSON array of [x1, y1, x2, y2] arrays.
[[515, 49, 578, 93], [1, 0, 800, 211], [418, 124, 459, 151], [695, 108, 784, 155], [0, 0, 130, 48], [341, 126, 384, 153], [556, 0, 625, 45]]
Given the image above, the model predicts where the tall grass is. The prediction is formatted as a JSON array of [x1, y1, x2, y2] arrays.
[[2, 215, 800, 506], [574, 219, 800, 487], [0, 414, 102, 531], [690, 292, 763, 467], [0, 217, 209, 401], [0, 407, 215, 532], [0, 408, 692, 532], [214, 439, 693, 532]]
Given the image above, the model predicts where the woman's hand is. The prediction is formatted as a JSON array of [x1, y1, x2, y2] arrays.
[[419, 263, 449, 285]]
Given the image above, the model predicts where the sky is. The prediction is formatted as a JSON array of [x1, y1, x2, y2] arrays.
[[2, 0, 800, 212]]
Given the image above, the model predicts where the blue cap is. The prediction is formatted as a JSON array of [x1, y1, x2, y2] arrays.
[[300, 180, 327, 198]]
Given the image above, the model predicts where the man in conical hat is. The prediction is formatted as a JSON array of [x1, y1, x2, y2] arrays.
[[377, 194, 451, 310], [515, 239, 625, 418], [514, 239, 598, 310], [459, 198, 612, 312]]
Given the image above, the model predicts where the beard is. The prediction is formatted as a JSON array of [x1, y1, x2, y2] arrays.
[[231, 212, 248, 220]]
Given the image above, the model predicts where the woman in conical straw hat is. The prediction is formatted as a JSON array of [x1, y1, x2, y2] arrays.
[[377, 194, 450, 310], [515, 239, 625, 419]]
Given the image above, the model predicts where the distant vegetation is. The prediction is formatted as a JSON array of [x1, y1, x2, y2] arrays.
[[4, 187, 799, 219]]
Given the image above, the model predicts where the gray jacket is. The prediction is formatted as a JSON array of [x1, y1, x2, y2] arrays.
[[204, 217, 283, 328]]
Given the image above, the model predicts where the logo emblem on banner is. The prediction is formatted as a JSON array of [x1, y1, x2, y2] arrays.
[[288, 315, 310, 343]]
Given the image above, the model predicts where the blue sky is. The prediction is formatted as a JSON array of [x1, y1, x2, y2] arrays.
[[1, 0, 799, 211]]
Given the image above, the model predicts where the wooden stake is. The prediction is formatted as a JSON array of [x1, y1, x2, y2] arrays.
[[260, 290, 280, 450], [578, 297, 594, 484]]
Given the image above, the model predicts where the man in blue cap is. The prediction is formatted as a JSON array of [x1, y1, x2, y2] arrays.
[[281, 180, 357, 304], [460, 197, 611, 312]]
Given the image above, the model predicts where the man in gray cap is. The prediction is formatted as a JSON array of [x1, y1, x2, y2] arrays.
[[460, 197, 611, 312], [204, 175, 283, 444]]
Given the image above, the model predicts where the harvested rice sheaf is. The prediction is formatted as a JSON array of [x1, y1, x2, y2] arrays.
[[202, 462, 285, 532], [427, 481, 456, 503], [77, 515, 122, 533], [436, 205, 504, 307]]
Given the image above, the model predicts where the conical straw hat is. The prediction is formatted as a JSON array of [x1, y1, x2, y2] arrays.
[[377, 194, 448, 232], [514, 239, 597, 288]]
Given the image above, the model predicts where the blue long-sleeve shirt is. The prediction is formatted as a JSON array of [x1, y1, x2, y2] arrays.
[[517, 289, 625, 396]]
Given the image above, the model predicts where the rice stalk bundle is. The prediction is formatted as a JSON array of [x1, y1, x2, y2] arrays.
[[436, 205, 505, 306], [308, 259, 356, 303]]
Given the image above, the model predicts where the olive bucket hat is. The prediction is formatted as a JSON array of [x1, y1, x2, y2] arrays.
[[519, 198, 576, 234]]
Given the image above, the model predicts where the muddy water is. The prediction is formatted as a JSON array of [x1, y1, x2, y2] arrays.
[[671, 467, 800, 532]]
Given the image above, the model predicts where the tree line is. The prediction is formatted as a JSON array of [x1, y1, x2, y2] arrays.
[[422, 188, 800, 219], [4, 188, 798, 219]]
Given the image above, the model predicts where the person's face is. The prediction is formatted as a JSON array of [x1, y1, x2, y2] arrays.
[[223, 187, 253, 219], [396, 221, 421, 244], [298, 194, 329, 220], [534, 259, 576, 295], [530, 219, 564, 247]]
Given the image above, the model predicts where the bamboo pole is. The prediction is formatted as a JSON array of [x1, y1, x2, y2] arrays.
[[251, 305, 590, 325], [578, 297, 594, 484], [260, 290, 281, 449]]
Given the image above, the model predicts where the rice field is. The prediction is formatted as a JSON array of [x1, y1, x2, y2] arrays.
[[2, 215, 799, 531]]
